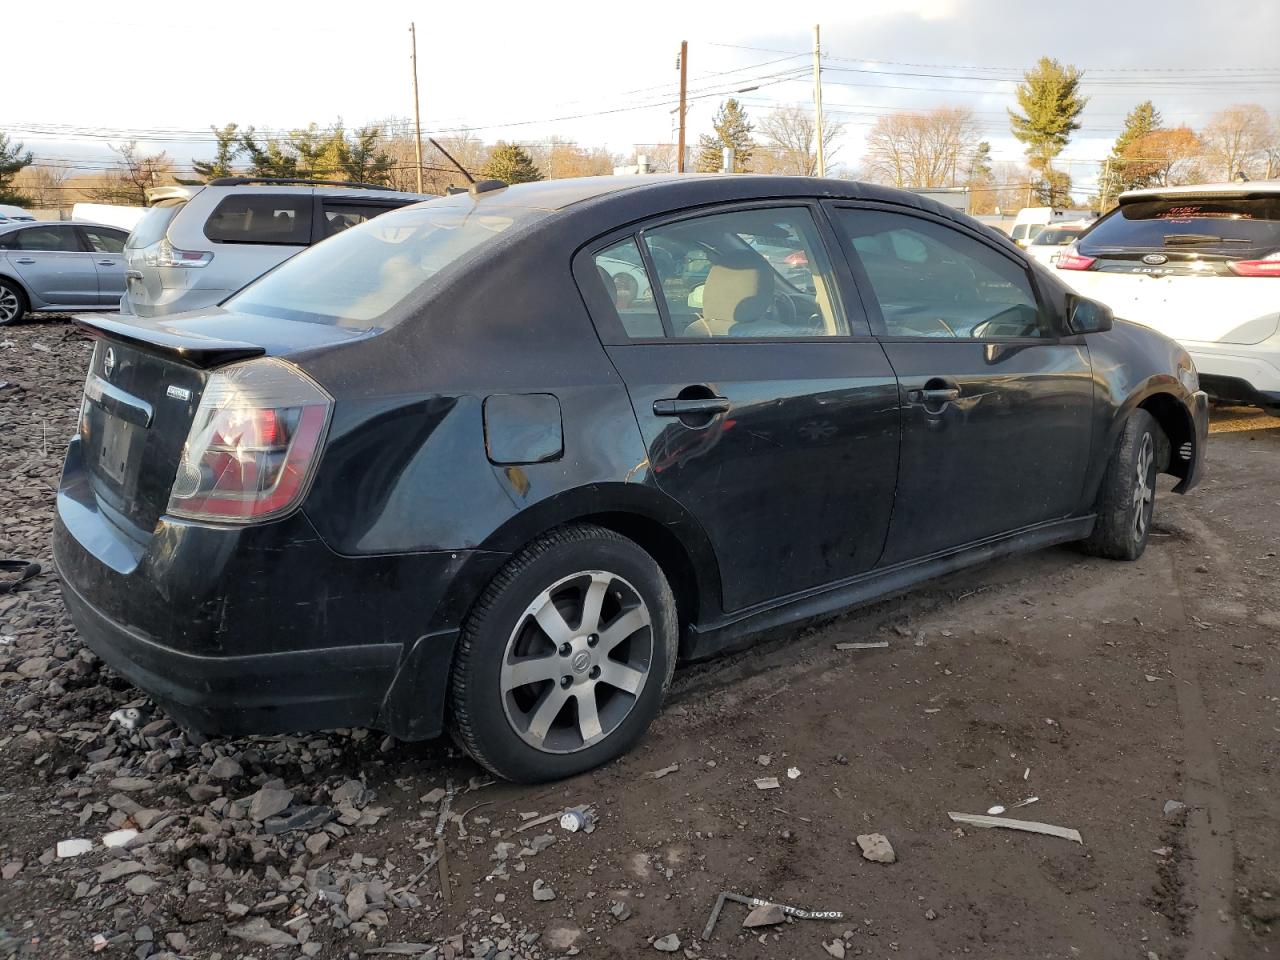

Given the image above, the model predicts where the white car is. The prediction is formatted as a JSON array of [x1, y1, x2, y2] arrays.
[[1054, 181, 1280, 414], [0, 204, 36, 223], [1025, 220, 1092, 267]]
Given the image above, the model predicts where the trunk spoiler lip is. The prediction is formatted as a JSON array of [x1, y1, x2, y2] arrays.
[[74, 313, 266, 369]]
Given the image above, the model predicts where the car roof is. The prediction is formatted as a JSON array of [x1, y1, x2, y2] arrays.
[[0, 219, 124, 234], [1119, 179, 1280, 203], [145, 183, 431, 206]]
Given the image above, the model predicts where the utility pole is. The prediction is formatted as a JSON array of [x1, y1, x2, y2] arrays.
[[409, 22, 424, 194], [677, 41, 688, 173], [1098, 156, 1112, 213], [813, 24, 825, 177]]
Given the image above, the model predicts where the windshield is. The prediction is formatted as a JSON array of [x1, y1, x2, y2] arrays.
[[227, 195, 549, 329], [1079, 197, 1280, 257]]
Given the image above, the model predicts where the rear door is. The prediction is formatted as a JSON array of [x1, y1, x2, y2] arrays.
[[78, 225, 129, 304], [317, 199, 408, 241], [827, 203, 1095, 564], [578, 203, 900, 613], [1, 224, 98, 305]]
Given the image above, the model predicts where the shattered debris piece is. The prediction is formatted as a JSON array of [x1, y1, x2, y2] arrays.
[[834, 640, 889, 650], [824, 939, 847, 959], [101, 828, 138, 848], [786, 767, 801, 780], [610, 899, 633, 922], [56, 838, 92, 859], [532, 878, 557, 901], [986, 805, 1006, 816], [754, 777, 781, 791], [856, 833, 896, 864], [742, 903, 785, 928], [947, 811, 1083, 844], [559, 810, 586, 833], [756, 754, 771, 766], [1163, 800, 1187, 819], [1145, 674, 1162, 682], [1011, 797, 1039, 809], [653, 933, 681, 952], [649, 763, 680, 779]]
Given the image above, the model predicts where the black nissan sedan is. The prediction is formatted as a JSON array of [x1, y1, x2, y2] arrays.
[[54, 175, 1209, 782]]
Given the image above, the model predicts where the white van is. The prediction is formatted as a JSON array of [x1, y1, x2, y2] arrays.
[[1011, 206, 1094, 247]]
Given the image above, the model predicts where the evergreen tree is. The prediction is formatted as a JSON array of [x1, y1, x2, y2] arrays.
[[1101, 102, 1161, 205], [192, 123, 241, 182], [696, 99, 754, 172], [1008, 57, 1087, 206], [480, 142, 543, 184], [0, 133, 34, 206]]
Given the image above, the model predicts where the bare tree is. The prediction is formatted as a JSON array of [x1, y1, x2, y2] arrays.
[[87, 141, 173, 205], [863, 108, 981, 188], [754, 107, 845, 176], [12, 165, 68, 209], [631, 143, 678, 173], [1201, 104, 1271, 180]]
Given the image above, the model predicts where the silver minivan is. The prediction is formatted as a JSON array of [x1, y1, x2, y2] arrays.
[[122, 178, 429, 317]]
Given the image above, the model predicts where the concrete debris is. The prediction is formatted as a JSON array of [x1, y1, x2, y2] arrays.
[[225, 917, 299, 947], [653, 933, 681, 951], [610, 899, 633, 921], [786, 766, 801, 780], [834, 640, 889, 650], [532, 878, 557, 901], [1164, 800, 1187, 818], [247, 786, 294, 822], [55, 838, 92, 858], [754, 777, 781, 790], [857, 833, 897, 863], [824, 939, 847, 958], [101, 828, 138, 848], [649, 763, 680, 779]]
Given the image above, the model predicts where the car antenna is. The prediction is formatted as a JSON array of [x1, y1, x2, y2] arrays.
[[428, 138, 476, 185]]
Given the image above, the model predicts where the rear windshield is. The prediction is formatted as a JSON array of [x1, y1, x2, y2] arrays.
[[1031, 227, 1083, 246], [126, 201, 184, 249], [227, 195, 548, 329], [1079, 197, 1280, 255]]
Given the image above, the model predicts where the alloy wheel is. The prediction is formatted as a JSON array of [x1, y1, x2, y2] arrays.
[[500, 570, 653, 754], [1132, 432, 1155, 541], [0, 286, 20, 324]]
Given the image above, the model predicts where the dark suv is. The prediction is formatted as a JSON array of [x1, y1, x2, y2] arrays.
[[54, 175, 1208, 782]]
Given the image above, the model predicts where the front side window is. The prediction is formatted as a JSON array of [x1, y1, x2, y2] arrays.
[[204, 194, 312, 245], [592, 239, 664, 338], [836, 209, 1048, 340], [640, 207, 847, 338], [13, 225, 82, 252], [228, 194, 548, 329]]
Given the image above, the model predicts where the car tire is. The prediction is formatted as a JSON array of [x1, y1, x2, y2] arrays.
[[448, 523, 678, 783], [0, 279, 27, 326], [1081, 409, 1160, 561]]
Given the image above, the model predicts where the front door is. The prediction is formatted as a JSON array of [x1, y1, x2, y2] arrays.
[[582, 204, 900, 613], [828, 204, 1095, 565], [3, 224, 99, 306]]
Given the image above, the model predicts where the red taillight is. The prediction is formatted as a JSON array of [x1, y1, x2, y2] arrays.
[[784, 251, 808, 266], [167, 359, 331, 523], [1055, 252, 1096, 271], [1228, 254, 1280, 277]]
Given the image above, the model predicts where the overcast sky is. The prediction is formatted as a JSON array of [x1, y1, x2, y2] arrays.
[[6, 0, 1279, 192]]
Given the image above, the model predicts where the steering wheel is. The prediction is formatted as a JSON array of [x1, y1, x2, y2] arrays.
[[770, 293, 797, 326]]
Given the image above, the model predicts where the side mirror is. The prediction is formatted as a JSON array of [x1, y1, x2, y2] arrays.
[[1067, 296, 1113, 335]]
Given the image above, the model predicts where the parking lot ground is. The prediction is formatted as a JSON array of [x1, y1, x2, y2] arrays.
[[1, 319, 1277, 959]]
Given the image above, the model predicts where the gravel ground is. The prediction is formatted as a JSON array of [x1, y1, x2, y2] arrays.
[[2, 317, 1279, 960]]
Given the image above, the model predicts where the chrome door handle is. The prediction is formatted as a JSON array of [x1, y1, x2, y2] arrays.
[[653, 397, 730, 416], [13, 257, 35, 264], [907, 387, 960, 404], [97, 259, 117, 266]]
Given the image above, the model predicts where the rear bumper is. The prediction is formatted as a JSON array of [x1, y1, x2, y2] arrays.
[[1185, 339, 1280, 405], [58, 568, 404, 736], [51, 437, 502, 739]]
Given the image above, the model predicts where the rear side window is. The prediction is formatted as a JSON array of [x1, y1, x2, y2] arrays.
[[836, 209, 1048, 340], [1080, 197, 1280, 257], [11, 225, 82, 252], [227, 195, 548, 329], [127, 201, 184, 249], [81, 227, 127, 253], [1032, 227, 1082, 247], [322, 201, 402, 238], [640, 207, 848, 338], [204, 194, 312, 245], [592, 239, 664, 338]]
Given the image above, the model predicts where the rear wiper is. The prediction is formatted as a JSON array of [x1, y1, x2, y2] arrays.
[[1162, 234, 1250, 245]]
